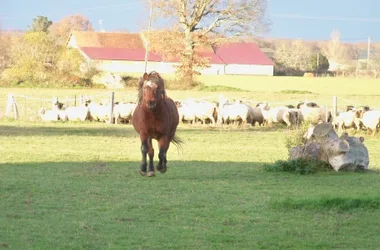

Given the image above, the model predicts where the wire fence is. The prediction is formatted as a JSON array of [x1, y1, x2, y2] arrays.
[[0, 90, 378, 122]]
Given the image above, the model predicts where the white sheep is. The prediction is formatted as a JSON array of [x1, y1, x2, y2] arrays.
[[360, 110, 380, 135], [113, 102, 136, 124], [38, 108, 59, 121], [65, 106, 91, 121]]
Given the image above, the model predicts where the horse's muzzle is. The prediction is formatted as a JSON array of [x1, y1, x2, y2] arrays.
[[147, 100, 156, 109]]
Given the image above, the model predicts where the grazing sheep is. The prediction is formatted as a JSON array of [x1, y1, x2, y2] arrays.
[[298, 106, 332, 125], [256, 103, 296, 128], [334, 110, 362, 132], [218, 100, 252, 126], [360, 110, 380, 135], [177, 99, 197, 124], [38, 108, 59, 121], [247, 107, 264, 126], [88, 102, 111, 122], [65, 106, 91, 121], [194, 100, 217, 125], [113, 102, 136, 124]]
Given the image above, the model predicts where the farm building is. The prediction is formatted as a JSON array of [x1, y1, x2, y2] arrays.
[[66, 31, 274, 76]]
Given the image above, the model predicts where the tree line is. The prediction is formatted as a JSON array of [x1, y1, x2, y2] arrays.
[[0, 14, 97, 88], [1, 0, 379, 89], [270, 30, 380, 78]]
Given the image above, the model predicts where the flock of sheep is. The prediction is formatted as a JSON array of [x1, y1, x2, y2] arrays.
[[37, 95, 380, 135], [176, 97, 380, 135]]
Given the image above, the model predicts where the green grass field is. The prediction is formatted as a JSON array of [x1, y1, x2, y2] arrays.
[[1, 76, 380, 249], [1, 121, 380, 249]]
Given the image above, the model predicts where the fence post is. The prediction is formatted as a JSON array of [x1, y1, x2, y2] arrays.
[[52, 97, 58, 110], [332, 96, 338, 120], [66, 96, 69, 107], [24, 97, 27, 117], [109, 92, 115, 124], [5, 93, 19, 120], [325, 106, 329, 122], [74, 95, 77, 107]]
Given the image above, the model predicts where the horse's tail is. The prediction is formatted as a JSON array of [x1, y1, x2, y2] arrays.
[[171, 134, 184, 150]]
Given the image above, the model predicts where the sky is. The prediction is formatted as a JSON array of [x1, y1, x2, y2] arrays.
[[0, 0, 378, 43]]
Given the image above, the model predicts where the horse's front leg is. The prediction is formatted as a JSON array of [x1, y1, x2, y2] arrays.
[[139, 136, 148, 176], [156, 136, 169, 174], [147, 138, 155, 177]]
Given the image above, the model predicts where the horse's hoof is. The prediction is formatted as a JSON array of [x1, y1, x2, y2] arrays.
[[156, 164, 162, 171], [147, 171, 155, 177], [159, 167, 167, 174], [139, 170, 147, 176]]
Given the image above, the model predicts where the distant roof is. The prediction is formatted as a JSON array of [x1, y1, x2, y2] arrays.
[[198, 51, 225, 64], [215, 43, 274, 65], [140, 30, 215, 54], [69, 32, 273, 65], [68, 31, 145, 49], [80, 47, 162, 62], [160, 51, 225, 64]]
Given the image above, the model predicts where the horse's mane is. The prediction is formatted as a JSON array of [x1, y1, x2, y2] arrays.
[[138, 71, 166, 104]]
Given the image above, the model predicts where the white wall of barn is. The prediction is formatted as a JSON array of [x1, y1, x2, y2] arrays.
[[92, 59, 273, 76], [67, 36, 78, 49], [199, 64, 226, 75], [224, 64, 274, 76], [96, 60, 178, 73]]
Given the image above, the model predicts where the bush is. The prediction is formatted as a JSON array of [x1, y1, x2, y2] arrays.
[[196, 84, 244, 92], [284, 119, 313, 150], [120, 75, 140, 88], [264, 158, 331, 175], [278, 90, 315, 94]]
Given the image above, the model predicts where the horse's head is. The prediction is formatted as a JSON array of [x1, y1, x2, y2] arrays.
[[138, 71, 166, 109]]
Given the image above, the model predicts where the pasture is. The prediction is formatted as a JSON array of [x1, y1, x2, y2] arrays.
[[1, 75, 380, 249]]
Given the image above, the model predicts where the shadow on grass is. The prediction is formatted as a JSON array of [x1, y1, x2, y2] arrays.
[[2, 160, 378, 180], [0, 122, 291, 137], [0, 124, 137, 138], [271, 196, 380, 212], [0, 160, 265, 178], [177, 124, 289, 133]]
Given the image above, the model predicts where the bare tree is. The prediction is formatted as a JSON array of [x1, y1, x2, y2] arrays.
[[0, 30, 12, 72], [144, 0, 269, 85], [49, 14, 94, 45], [322, 30, 348, 71], [368, 55, 380, 78]]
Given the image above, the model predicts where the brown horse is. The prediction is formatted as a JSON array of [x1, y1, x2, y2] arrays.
[[132, 71, 182, 177]]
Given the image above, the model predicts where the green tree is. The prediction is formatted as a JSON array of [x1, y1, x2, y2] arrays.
[[29, 16, 53, 32], [2, 31, 89, 86], [4, 32, 56, 82], [310, 52, 329, 72]]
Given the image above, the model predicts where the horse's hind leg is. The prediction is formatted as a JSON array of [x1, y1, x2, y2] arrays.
[[147, 138, 155, 177], [156, 137, 169, 174], [139, 138, 148, 176]]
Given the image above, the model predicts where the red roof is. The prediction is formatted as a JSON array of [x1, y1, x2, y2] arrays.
[[76, 39, 273, 66], [80, 47, 162, 62], [215, 43, 274, 66], [162, 51, 225, 64], [198, 51, 225, 64]]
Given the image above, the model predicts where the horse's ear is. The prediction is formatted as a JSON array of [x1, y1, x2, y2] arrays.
[[143, 72, 149, 80]]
